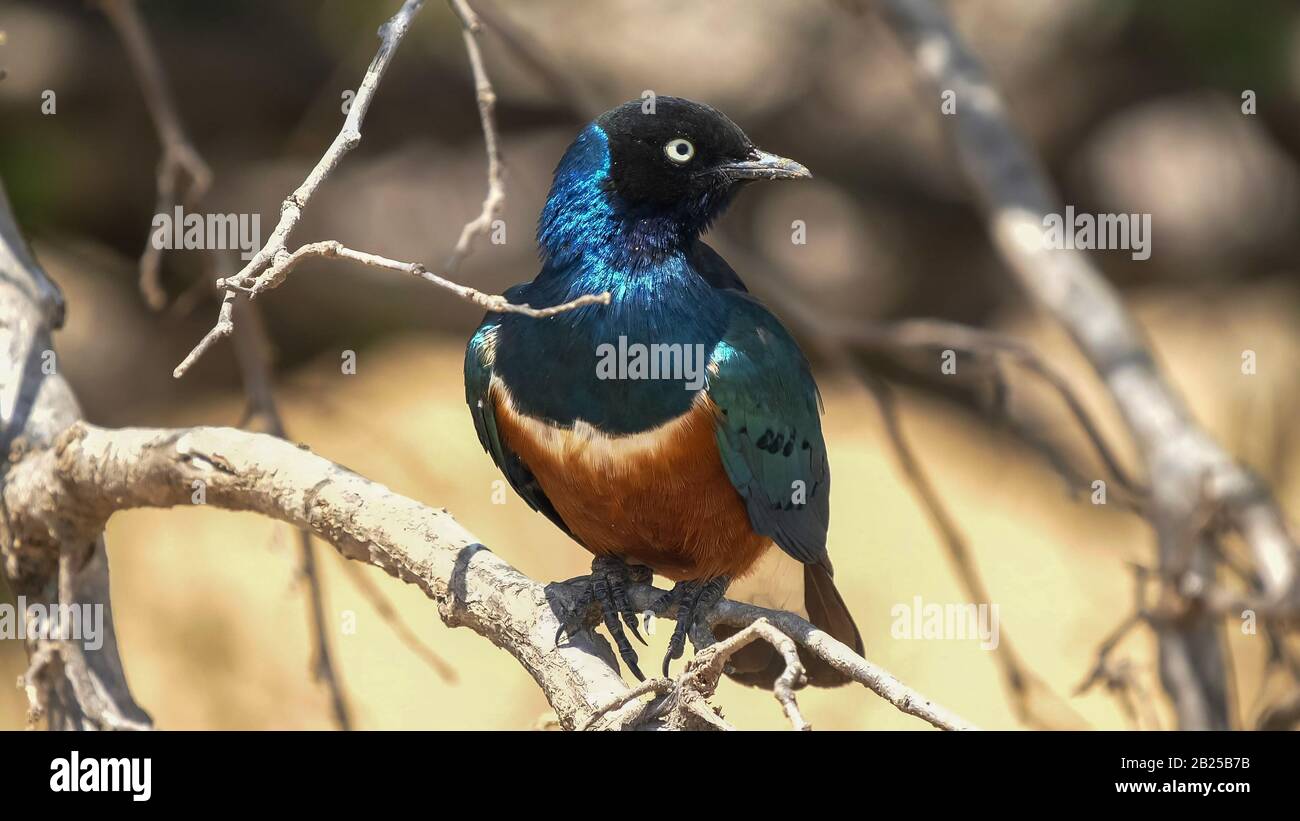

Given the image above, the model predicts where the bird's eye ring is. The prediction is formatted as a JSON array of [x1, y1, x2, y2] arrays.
[[664, 138, 695, 164]]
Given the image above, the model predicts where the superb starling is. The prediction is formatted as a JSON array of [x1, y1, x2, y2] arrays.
[[465, 96, 863, 687]]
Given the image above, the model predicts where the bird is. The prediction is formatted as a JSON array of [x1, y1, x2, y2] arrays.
[[464, 96, 862, 687]]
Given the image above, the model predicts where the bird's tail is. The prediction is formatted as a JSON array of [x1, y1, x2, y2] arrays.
[[714, 550, 863, 689]]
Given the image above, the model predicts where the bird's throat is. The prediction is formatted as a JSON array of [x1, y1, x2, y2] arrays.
[[537, 124, 707, 272]]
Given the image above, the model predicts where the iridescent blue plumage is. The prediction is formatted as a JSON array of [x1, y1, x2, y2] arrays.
[[466, 97, 828, 554], [464, 96, 862, 686], [484, 121, 734, 434]]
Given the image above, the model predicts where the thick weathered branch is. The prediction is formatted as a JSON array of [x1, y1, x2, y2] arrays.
[[0, 181, 152, 730], [3, 421, 975, 731], [103, 0, 361, 724], [231, 298, 353, 730], [4, 423, 643, 730]]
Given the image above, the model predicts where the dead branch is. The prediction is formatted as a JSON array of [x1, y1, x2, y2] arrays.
[[468, 0, 603, 119], [102, 0, 361, 725], [2, 421, 975, 731], [98, 0, 212, 310], [172, 0, 607, 379], [828, 317, 1146, 502], [334, 557, 458, 683], [863, 0, 1299, 729], [581, 617, 810, 731], [443, 0, 506, 274], [231, 297, 353, 730], [0, 180, 152, 730], [862, 374, 1091, 729], [735, 254, 1085, 729]]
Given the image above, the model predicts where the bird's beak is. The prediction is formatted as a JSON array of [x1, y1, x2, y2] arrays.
[[716, 148, 812, 182]]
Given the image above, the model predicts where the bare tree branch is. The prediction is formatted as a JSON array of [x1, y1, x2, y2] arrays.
[[230, 297, 353, 730], [734, 254, 1088, 729], [220, 240, 608, 317], [467, 0, 604, 119], [863, 0, 1299, 729], [826, 317, 1146, 502], [172, 0, 607, 379], [101, 0, 364, 726], [444, 0, 506, 274], [580, 618, 811, 731], [3, 419, 975, 731], [334, 557, 458, 683], [98, 0, 212, 310], [0, 180, 153, 730], [860, 375, 1091, 729]]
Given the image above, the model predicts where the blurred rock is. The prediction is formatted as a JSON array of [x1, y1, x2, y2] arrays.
[[750, 181, 904, 316], [32, 237, 221, 427], [499, 0, 811, 115], [1075, 93, 1300, 275], [0, 3, 84, 101], [952, 0, 1110, 81]]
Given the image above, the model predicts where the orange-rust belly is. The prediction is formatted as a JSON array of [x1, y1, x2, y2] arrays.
[[491, 382, 769, 581]]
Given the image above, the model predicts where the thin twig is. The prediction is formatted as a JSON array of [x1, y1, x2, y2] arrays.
[[735, 255, 1085, 729], [98, 0, 213, 310], [577, 677, 672, 731], [829, 318, 1147, 501], [690, 618, 811, 730], [467, 0, 603, 119], [173, 0, 606, 378], [862, 0, 1299, 728], [100, 0, 364, 722], [228, 240, 610, 317], [231, 297, 353, 730], [335, 558, 458, 683], [612, 584, 978, 731], [585, 618, 812, 731], [862, 374, 1090, 729], [444, 0, 506, 274]]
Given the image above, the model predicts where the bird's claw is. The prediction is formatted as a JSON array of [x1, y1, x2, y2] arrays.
[[650, 576, 729, 677], [555, 557, 652, 681]]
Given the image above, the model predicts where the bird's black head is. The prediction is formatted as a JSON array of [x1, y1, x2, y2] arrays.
[[538, 96, 810, 266], [597, 96, 811, 213]]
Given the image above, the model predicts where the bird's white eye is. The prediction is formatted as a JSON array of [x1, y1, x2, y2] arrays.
[[664, 138, 695, 164]]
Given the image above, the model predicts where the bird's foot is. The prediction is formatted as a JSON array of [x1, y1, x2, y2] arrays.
[[648, 576, 730, 677], [555, 556, 653, 681]]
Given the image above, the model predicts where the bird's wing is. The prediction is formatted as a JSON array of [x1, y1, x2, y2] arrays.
[[465, 311, 577, 540], [705, 290, 830, 567]]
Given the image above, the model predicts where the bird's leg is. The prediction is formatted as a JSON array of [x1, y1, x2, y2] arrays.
[[555, 556, 652, 681], [650, 576, 730, 677]]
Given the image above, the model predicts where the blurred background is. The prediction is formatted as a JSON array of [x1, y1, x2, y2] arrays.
[[1, 0, 1297, 730]]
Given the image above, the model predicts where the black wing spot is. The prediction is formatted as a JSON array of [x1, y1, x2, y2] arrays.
[[782, 439, 794, 457], [755, 430, 773, 450], [770, 433, 785, 454]]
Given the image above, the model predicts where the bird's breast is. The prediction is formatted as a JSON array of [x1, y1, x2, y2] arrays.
[[489, 377, 770, 581]]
